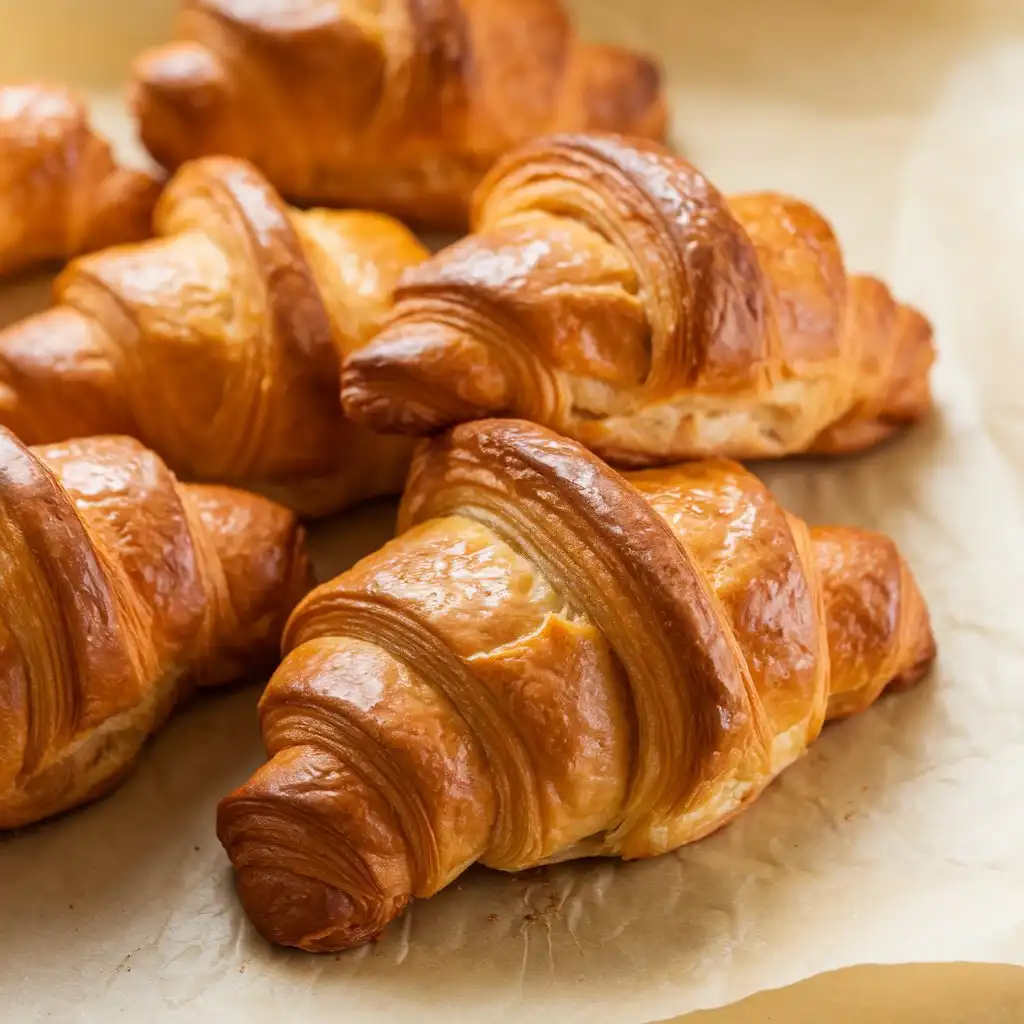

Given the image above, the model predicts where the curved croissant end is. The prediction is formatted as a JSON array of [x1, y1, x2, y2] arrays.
[[0, 83, 162, 277], [0, 428, 312, 829], [342, 132, 934, 461], [129, 0, 665, 227], [0, 155, 424, 516], [218, 419, 935, 951]]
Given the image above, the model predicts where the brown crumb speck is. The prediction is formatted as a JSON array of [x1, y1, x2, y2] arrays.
[[523, 912, 536, 923], [194, 845, 200, 852], [68, 904, 74, 910], [486, 913, 498, 922]]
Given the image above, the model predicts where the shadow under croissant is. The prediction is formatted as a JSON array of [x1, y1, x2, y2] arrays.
[[217, 672, 940, 994], [0, 268, 57, 329], [750, 401, 948, 527]]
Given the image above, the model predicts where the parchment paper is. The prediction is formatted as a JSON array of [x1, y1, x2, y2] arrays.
[[2, 1, 1024, 1020]]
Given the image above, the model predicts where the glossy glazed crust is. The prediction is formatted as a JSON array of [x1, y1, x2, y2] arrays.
[[342, 133, 935, 461], [218, 419, 935, 952], [129, 0, 666, 228], [0, 428, 312, 829], [0, 83, 162, 277], [0, 156, 425, 516]]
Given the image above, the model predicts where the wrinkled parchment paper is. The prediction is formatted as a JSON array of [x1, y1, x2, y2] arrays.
[[2, 0, 1024, 1020]]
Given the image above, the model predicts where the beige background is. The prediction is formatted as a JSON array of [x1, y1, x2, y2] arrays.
[[2, 1, 1024, 1021]]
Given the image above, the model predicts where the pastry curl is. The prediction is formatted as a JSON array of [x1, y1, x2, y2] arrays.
[[0, 83, 161, 277], [0, 428, 312, 829], [218, 419, 935, 951], [0, 156, 425, 516], [343, 133, 935, 461], [129, 0, 666, 228]]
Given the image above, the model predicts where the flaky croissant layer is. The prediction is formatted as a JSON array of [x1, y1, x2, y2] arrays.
[[342, 133, 935, 462], [130, 0, 666, 227], [0, 429, 312, 829], [0, 83, 161, 277], [218, 420, 935, 952], [0, 156, 425, 517]]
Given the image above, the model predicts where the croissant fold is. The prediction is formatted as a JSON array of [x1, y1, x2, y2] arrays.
[[0, 83, 161, 278], [130, 0, 667, 227], [0, 156, 425, 516], [0, 428, 312, 829], [342, 133, 935, 462], [218, 419, 935, 952]]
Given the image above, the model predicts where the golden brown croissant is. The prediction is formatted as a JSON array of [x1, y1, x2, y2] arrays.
[[129, 0, 666, 228], [0, 427, 312, 830], [0, 83, 162, 278], [217, 419, 935, 952], [342, 133, 936, 461], [0, 156, 425, 516]]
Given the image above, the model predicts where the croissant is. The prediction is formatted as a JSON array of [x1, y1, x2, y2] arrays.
[[0, 156, 425, 517], [217, 418, 936, 952], [342, 133, 936, 462], [129, 0, 667, 228], [0, 83, 162, 278], [0, 428, 312, 830]]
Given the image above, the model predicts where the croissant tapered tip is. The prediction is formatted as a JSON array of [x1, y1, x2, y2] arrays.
[[889, 561, 937, 693], [130, 43, 234, 170], [342, 321, 515, 435], [78, 167, 164, 254], [185, 484, 313, 683], [340, 367, 476, 436], [573, 45, 668, 142], [217, 752, 413, 952], [232, 866, 405, 953]]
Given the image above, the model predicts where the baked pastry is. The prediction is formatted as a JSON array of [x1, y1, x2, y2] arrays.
[[342, 133, 936, 462], [0, 156, 425, 516], [129, 0, 667, 228], [0, 83, 161, 277], [217, 418, 936, 952], [0, 428, 312, 830]]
